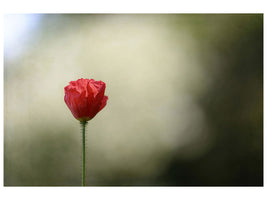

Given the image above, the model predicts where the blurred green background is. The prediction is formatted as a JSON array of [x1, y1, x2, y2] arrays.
[[4, 14, 263, 186]]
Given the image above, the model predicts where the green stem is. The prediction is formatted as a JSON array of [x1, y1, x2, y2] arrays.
[[81, 121, 87, 186]]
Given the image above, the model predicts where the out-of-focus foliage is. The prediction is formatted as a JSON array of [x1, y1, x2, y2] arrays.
[[4, 14, 263, 186]]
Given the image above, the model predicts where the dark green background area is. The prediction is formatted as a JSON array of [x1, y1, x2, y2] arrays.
[[4, 14, 263, 186]]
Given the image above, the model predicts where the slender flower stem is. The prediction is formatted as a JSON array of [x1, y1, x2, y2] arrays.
[[81, 121, 87, 186]]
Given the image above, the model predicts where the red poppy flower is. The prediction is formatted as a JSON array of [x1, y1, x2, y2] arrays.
[[64, 78, 108, 121]]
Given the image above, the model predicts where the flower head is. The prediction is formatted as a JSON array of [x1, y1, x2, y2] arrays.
[[64, 78, 108, 121]]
